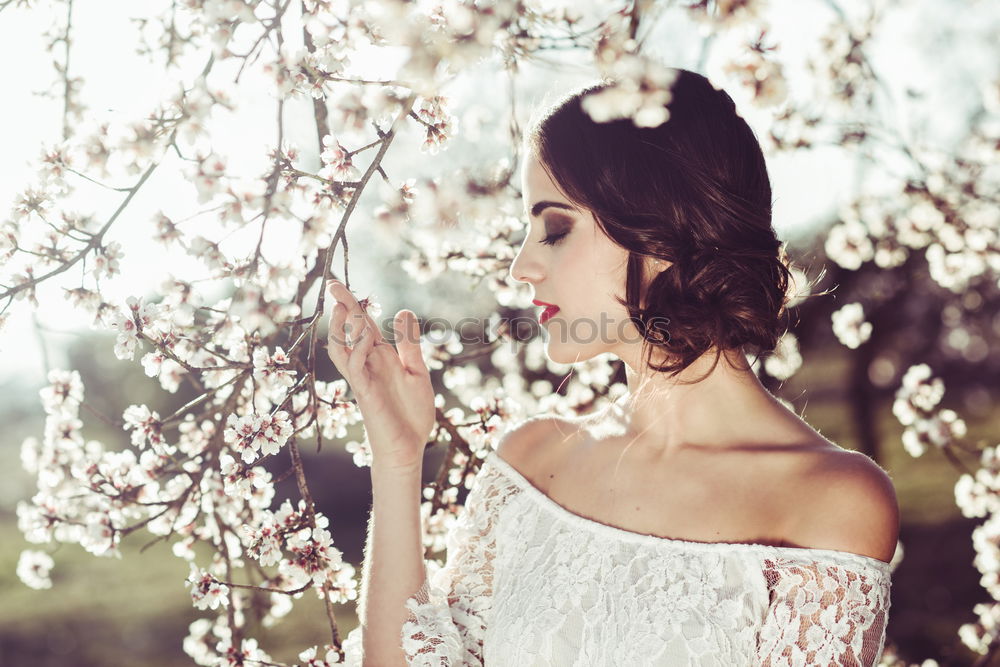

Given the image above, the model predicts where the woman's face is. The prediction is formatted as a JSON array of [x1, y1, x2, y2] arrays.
[[511, 153, 661, 364]]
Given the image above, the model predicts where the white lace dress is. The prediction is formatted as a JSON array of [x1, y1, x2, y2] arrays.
[[342, 449, 893, 666]]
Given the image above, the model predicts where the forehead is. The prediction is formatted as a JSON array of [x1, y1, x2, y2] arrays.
[[521, 154, 569, 206]]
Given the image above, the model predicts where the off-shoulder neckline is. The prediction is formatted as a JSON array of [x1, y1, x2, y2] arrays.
[[482, 449, 894, 576]]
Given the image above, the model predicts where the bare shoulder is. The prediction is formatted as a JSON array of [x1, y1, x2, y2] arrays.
[[495, 413, 582, 481], [788, 446, 901, 564]]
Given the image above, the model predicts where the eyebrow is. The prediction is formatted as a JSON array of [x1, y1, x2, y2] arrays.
[[529, 200, 576, 218]]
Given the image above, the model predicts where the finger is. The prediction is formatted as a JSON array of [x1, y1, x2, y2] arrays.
[[394, 309, 428, 376], [327, 280, 387, 346], [347, 321, 376, 383], [326, 303, 350, 352], [326, 303, 353, 383]]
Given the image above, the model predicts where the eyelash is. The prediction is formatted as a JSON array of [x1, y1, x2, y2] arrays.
[[539, 232, 568, 246]]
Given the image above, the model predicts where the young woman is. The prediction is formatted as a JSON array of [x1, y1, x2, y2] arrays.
[[327, 68, 899, 666]]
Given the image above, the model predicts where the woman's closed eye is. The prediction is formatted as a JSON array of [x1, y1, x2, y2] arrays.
[[539, 231, 568, 246]]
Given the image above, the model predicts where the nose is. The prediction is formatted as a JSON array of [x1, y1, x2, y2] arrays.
[[509, 236, 543, 285]]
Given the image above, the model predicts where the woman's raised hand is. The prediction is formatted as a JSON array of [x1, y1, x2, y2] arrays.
[[325, 279, 435, 470]]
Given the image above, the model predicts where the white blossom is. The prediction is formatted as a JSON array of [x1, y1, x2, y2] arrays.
[[345, 438, 373, 467], [831, 302, 873, 349], [902, 409, 967, 458], [39, 369, 84, 417], [223, 410, 293, 464], [299, 644, 342, 666], [122, 404, 166, 450], [16, 550, 54, 590], [186, 564, 229, 610], [893, 363, 945, 427], [764, 331, 802, 380], [280, 521, 344, 589], [825, 219, 874, 270]]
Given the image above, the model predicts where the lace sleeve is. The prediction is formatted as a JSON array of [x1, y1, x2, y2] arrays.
[[343, 454, 517, 666], [755, 556, 892, 667]]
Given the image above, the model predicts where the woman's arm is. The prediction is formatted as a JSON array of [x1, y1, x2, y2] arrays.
[[354, 458, 427, 666]]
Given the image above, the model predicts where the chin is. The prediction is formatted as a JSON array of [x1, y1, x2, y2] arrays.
[[542, 337, 604, 366]]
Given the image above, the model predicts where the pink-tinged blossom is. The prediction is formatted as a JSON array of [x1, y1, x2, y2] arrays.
[[12, 186, 51, 221], [141, 349, 167, 378], [43, 412, 85, 450], [324, 559, 359, 605], [319, 134, 359, 181], [10, 268, 39, 306], [345, 438, 372, 468], [38, 143, 74, 187], [17, 498, 65, 545], [582, 57, 677, 128], [109, 308, 139, 360], [926, 243, 986, 294], [182, 618, 218, 666], [191, 153, 228, 203], [330, 88, 368, 134], [154, 358, 186, 394], [252, 345, 297, 395], [154, 213, 183, 246], [92, 241, 123, 280], [220, 452, 272, 500], [686, 0, 767, 27], [299, 644, 343, 666], [280, 524, 344, 589], [261, 48, 306, 97], [186, 564, 229, 610], [825, 219, 874, 270], [763, 331, 802, 380], [124, 294, 167, 335], [959, 601, 1000, 656], [972, 515, 1000, 604], [0, 220, 19, 259], [82, 512, 120, 557], [831, 302, 872, 349], [17, 550, 54, 590], [186, 235, 228, 271], [242, 508, 285, 567], [177, 414, 215, 458], [414, 96, 458, 154], [122, 404, 166, 450], [902, 409, 967, 458], [720, 40, 788, 108], [215, 636, 272, 667], [39, 369, 85, 417], [262, 592, 294, 627], [202, 0, 257, 24], [119, 119, 161, 169], [893, 363, 945, 426], [223, 410, 293, 464], [111, 296, 170, 360], [955, 448, 1000, 519]]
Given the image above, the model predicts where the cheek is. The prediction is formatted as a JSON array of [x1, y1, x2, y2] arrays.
[[578, 247, 631, 310]]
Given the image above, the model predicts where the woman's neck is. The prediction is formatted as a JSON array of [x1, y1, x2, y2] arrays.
[[611, 347, 785, 454]]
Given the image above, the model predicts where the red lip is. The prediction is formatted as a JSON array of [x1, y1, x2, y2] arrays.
[[532, 299, 560, 324]]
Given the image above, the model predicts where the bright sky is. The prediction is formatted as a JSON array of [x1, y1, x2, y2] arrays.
[[0, 0, 991, 392]]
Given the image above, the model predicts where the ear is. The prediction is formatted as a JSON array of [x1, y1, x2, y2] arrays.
[[643, 256, 670, 279]]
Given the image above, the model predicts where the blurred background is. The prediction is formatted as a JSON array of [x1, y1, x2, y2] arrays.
[[1, 0, 998, 665]]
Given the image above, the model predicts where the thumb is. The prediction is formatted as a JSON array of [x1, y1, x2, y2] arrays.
[[394, 309, 428, 375]]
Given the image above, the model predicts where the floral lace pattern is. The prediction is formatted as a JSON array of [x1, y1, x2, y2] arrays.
[[344, 450, 892, 666]]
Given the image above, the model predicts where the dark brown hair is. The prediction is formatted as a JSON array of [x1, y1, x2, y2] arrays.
[[526, 68, 793, 383]]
